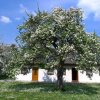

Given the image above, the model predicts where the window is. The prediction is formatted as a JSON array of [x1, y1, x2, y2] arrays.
[[47, 69, 54, 75], [98, 68, 100, 75], [86, 68, 93, 78], [63, 69, 66, 75], [21, 67, 29, 75]]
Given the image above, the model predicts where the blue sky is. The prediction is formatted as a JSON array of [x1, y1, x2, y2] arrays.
[[0, 0, 100, 44]]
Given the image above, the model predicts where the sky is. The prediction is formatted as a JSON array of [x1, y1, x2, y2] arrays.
[[0, 0, 100, 44]]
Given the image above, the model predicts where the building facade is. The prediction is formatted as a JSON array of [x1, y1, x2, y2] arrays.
[[16, 67, 100, 83]]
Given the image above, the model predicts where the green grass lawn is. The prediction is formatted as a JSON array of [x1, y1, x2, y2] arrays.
[[0, 81, 100, 100]]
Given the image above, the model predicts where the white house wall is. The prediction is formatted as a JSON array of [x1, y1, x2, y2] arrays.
[[63, 69, 72, 82], [79, 70, 100, 83], [38, 69, 57, 82], [38, 69, 72, 82], [16, 69, 32, 81], [16, 68, 100, 83]]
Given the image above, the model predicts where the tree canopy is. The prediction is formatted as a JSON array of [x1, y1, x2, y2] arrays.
[[0, 43, 12, 79], [16, 8, 100, 68], [7, 7, 100, 89]]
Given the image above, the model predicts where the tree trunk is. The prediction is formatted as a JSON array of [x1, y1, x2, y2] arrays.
[[57, 66, 64, 90]]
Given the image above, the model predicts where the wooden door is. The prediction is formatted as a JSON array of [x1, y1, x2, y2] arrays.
[[72, 68, 78, 82], [32, 68, 38, 81]]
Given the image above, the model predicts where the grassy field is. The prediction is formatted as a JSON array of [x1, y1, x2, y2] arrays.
[[0, 81, 100, 100]]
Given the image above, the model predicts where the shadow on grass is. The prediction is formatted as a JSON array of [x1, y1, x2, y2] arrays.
[[8, 82, 56, 92], [63, 83, 99, 95], [8, 82, 99, 95]]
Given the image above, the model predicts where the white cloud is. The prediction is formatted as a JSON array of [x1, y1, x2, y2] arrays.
[[32, 11, 37, 16], [19, 4, 29, 13], [15, 17, 21, 21], [0, 16, 12, 24], [77, 0, 100, 20], [38, 0, 68, 11], [19, 4, 36, 16]]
